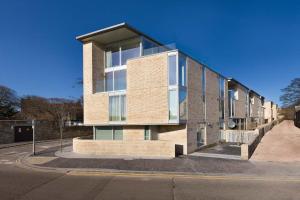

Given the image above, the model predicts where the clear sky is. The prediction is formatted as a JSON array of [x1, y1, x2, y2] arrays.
[[0, 0, 300, 104]]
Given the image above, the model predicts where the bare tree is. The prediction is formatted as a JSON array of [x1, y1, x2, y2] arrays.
[[48, 98, 80, 152], [0, 85, 20, 119], [280, 78, 300, 108]]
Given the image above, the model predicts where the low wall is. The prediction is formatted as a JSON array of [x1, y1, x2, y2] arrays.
[[73, 138, 175, 158], [241, 119, 283, 160], [219, 130, 258, 144], [0, 120, 92, 144]]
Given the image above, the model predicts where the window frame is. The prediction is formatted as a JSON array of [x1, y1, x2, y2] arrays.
[[167, 51, 179, 123], [109, 92, 126, 123]]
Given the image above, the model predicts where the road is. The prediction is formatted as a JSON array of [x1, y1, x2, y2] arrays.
[[0, 141, 299, 200]]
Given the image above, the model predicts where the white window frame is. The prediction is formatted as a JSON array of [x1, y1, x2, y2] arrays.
[[167, 51, 179, 123]]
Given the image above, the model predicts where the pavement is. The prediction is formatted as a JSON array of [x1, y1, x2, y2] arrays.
[[251, 120, 300, 162], [0, 137, 300, 199], [190, 142, 241, 160]]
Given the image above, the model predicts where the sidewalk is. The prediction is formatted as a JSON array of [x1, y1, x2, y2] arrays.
[[20, 144, 300, 177]]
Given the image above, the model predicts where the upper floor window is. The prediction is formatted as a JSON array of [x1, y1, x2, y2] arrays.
[[105, 38, 140, 68], [105, 69, 126, 92], [109, 94, 126, 122], [168, 54, 177, 86]]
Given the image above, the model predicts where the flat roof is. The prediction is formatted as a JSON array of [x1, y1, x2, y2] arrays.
[[227, 78, 264, 99], [76, 22, 163, 46], [76, 23, 263, 98]]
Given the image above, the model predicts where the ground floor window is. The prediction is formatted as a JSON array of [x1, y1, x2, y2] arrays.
[[144, 126, 151, 140], [95, 126, 123, 140]]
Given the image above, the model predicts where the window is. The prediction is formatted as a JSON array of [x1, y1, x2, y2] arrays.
[[105, 71, 114, 92], [114, 70, 127, 91], [179, 88, 187, 120], [234, 90, 239, 100], [179, 54, 187, 121], [109, 94, 126, 121], [105, 38, 140, 68], [179, 55, 186, 87], [105, 69, 126, 92], [142, 37, 160, 56], [105, 47, 120, 68], [228, 90, 235, 117], [168, 53, 179, 122], [169, 89, 178, 120], [168, 55, 177, 85], [121, 43, 140, 65], [113, 127, 123, 140], [95, 126, 123, 140], [219, 77, 225, 129], [144, 126, 151, 140]]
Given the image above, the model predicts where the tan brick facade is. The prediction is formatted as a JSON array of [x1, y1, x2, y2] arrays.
[[78, 24, 273, 158], [126, 53, 169, 124], [234, 86, 248, 119], [205, 68, 221, 145]]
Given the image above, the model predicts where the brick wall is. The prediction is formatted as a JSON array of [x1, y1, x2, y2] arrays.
[[73, 137, 175, 158], [126, 53, 169, 124]]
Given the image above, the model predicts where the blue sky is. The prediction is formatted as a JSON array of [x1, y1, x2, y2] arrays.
[[0, 0, 300, 104]]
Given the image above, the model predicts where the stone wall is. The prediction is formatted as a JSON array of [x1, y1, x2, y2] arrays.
[[73, 137, 175, 158], [0, 121, 16, 144], [241, 119, 283, 159], [0, 120, 92, 144]]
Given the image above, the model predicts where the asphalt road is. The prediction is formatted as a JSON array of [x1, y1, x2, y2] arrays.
[[0, 141, 299, 200]]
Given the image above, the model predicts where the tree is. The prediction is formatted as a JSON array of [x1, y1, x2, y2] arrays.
[[0, 85, 20, 119], [20, 96, 53, 120], [280, 78, 300, 108], [48, 98, 82, 151]]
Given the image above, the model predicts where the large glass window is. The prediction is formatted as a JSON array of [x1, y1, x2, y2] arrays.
[[105, 71, 114, 92], [105, 38, 140, 68], [104, 70, 126, 92], [228, 90, 235, 117], [95, 126, 123, 140], [142, 38, 159, 56], [169, 89, 178, 120], [121, 43, 140, 65], [179, 88, 187, 120], [179, 54, 187, 120], [105, 47, 120, 68], [219, 77, 225, 129], [179, 55, 186, 87], [95, 126, 112, 140], [168, 55, 177, 86], [109, 94, 126, 121], [114, 70, 127, 91]]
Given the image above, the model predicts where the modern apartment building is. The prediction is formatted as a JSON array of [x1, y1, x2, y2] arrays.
[[75, 23, 271, 157], [226, 78, 265, 130], [264, 101, 278, 123]]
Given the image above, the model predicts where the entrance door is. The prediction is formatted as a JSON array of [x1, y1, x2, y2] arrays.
[[197, 127, 205, 147]]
